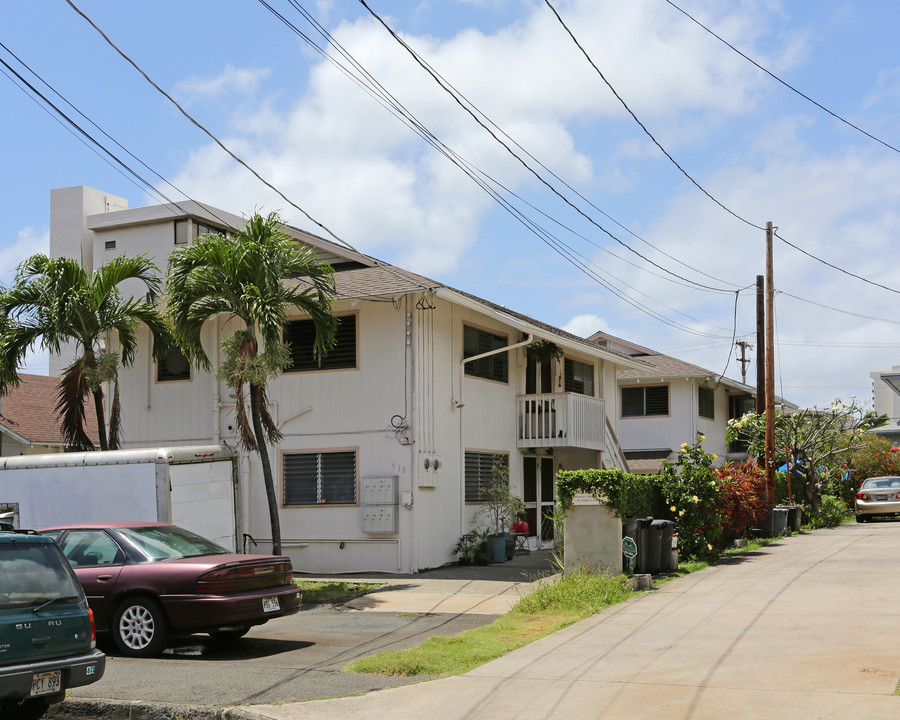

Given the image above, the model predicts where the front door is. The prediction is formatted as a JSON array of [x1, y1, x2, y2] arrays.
[[523, 455, 556, 549]]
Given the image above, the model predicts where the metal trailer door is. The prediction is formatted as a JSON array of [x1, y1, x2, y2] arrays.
[[167, 460, 239, 551]]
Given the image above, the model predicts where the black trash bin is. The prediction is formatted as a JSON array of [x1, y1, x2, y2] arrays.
[[645, 520, 667, 575], [783, 505, 802, 532], [634, 517, 652, 574], [758, 505, 789, 537], [654, 519, 676, 573], [622, 517, 639, 574]]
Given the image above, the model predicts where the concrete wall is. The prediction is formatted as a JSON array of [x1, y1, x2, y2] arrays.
[[563, 501, 622, 574]]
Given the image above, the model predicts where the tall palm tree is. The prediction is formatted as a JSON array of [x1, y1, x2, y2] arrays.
[[166, 211, 337, 555], [0, 254, 170, 450]]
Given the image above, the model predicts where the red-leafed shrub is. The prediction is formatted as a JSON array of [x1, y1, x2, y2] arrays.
[[713, 461, 769, 544]]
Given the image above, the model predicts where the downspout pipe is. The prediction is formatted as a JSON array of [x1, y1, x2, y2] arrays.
[[455, 332, 533, 537]]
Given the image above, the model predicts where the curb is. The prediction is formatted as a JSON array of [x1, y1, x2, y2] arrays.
[[46, 697, 269, 720]]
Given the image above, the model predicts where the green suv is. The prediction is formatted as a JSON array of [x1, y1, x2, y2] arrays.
[[0, 530, 106, 720]]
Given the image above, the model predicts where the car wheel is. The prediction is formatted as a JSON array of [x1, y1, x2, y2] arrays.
[[209, 625, 251, 641], [113, 596, 170, 657], [2, 697, 53, 720]]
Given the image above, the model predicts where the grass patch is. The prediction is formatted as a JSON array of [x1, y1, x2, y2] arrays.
[[293, 579, 384, 604], [344, 568, 633, 677]]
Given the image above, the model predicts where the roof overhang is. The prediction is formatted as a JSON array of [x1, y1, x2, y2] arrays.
[[880, 373, 900, 397], [435, 287, 652, 371], [0, 422, 32, 447]]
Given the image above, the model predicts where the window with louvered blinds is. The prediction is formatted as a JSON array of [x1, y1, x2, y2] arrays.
[[283, 451, 357, 505], [284, 315, 356, 371], [621, 385, 669, 417], [463, 326, 508, 383], [465, 451, 507, 503]]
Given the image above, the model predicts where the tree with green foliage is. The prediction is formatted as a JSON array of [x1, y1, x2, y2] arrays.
[[0, 254, 169, 450], [725, 398, 886, 513], [166, 211, 337, 555]]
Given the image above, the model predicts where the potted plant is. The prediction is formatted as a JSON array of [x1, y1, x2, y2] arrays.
[[475, 456, 525, 563]]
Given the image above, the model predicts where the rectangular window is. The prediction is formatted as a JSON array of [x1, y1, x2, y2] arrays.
[[157, 347, 191, 382], [104, 240, 116, 250], [621, 385, 669, 417], [698, 386, 715, 419], [463, 326, 508, 383], [564, 358, 594, 396], [465, 451, 508, 503], [174, 219, 189, 245], [283, 450, 357, 506], [284, 315, 356, 371]]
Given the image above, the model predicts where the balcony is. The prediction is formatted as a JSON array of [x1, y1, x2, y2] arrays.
[[517, 393, 606, 451]]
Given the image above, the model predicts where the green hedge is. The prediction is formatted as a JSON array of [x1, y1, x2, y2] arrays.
[[556, 468, 663, 519]]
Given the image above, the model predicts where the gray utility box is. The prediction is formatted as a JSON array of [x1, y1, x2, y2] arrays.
[[362, 475, 399, 534]]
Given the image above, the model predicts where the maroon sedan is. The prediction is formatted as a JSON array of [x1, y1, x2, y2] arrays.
[[39, 522, 301, 657]]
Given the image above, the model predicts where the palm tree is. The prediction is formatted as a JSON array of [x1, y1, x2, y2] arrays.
[[0, 254, 170, 450], [166, 211, 337, 555]]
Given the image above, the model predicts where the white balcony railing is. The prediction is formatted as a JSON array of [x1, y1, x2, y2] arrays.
[[516, 393, 606, 451]]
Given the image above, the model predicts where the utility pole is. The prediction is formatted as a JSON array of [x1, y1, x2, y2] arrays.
[[765, 222, 776, 505], [736, 340, 753, 384], [755, 275, 765, 416]]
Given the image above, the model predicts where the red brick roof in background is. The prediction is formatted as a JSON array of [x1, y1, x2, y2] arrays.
[[0, 373, 100, 447]]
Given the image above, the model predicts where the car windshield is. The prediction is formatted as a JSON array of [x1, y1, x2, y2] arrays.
[[0, 542, 83, 610], [115, 526, 228, 561]]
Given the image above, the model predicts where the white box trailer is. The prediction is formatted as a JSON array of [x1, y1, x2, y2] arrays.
[[0, 445, 242, 551]]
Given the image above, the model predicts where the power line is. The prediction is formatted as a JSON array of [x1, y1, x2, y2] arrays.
[[774, 230, 900, 295], [262, 1, 747, 339], [64, 0, 357, 252], [0, 41, 239, 232], [778, 290, 900, 326], [356, 0, 738, 294], [544, 0, 763, 232], [663, 0, 900, 156], [546, 0, 900, 298]]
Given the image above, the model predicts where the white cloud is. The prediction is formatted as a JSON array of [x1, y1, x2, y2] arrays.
[[0, 226, 48, 285], [562, 314, 608, 338], [175, 64, 270, 102], [168, 0, 781, 276]]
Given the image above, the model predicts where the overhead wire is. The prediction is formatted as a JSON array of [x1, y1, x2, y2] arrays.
[[663, 0, 900, 156], [0, 40, 239, 232], [64, 0, 358, 252], [548, 0, 900, 297], [356, 0, 739, 294], [270, 1, 747, 338], [544, 0, 763, 232]]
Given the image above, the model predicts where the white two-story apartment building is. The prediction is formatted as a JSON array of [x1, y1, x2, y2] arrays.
[[588, 331, 795, 473], [46, 185, 650, 574]]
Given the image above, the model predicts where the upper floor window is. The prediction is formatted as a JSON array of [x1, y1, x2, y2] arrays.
[[283, 450, 357, 506], [564, 358, 594, 396], [621, 385, 669, 417], [157, 347, 191, 382], [174, 218, 230, 245], [698, 386, 715, 419], [463, 326, 508, 383], [284, 315, 356, 372]]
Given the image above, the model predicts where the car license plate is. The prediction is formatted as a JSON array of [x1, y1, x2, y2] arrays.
[[31, 670, 61, 697], [876, 494, 888, 501], [262, 596, 280, 613]]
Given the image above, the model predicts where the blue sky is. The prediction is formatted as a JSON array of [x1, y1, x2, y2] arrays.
[[3, 0, 900, 410]]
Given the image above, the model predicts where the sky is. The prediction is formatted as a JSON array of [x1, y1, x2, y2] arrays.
[[3, 0, 900, 411]]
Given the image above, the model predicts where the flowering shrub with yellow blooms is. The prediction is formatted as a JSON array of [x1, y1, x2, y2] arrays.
[[659, 435, 723, 563]]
